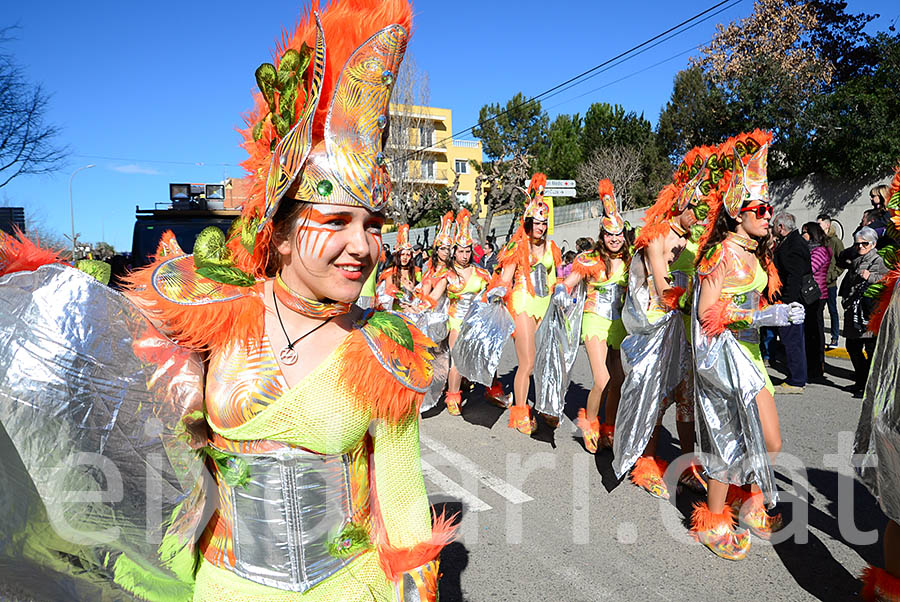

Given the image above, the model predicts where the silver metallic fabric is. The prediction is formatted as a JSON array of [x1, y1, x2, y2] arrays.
[[375, 279, 394, 311], [405, 296, 449, 347], [450, 291, 477, 321], [534, 282, 585, 419], [613, 252, 692, 478], [222, 446, 361, 592], [584, 283, 624, 321], [731, 291, 761, 344], [853, 280, 900, 523], [450, 300, 515, 387], [0, 264, 206, 601], [356, 295, 374, 310], [421, 340, 449, 413], [530, 264, 549, 297], [690, 279, 777, 506]]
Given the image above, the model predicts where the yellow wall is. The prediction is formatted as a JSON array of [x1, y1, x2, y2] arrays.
[[388, 103, 486, 214]]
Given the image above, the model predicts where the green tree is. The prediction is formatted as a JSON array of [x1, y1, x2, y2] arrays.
[[580, 102, 653, 159], [656, 66, 733, 162], [806, 32, 900, 178], [472, 92, 548, 161], [536, 113, 582, 181]]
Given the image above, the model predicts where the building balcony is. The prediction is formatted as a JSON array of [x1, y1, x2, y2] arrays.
[[393, 139, 447, 154], [451, 139, 480, 149], [407, 168, 449, 185]]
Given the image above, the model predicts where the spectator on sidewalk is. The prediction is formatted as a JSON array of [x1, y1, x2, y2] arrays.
[[817, 214, 844, 347], [838, 227, 888, 397], [772, 212, 811, 393], [480, 241, 497, 274], [802, 222, 832, 381]]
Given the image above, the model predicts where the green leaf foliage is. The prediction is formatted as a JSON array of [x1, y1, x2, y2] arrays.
[[196, 265, 257, 288], [192, 226, 231, 268], [367, 312, 415, 352]]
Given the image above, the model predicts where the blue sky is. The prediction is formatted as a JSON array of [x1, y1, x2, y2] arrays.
[[3, 0, 897, 251]]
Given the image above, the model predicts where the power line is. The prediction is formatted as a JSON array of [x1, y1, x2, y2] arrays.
[[73, 154, 239, 168], [390, 0, 745, 164]]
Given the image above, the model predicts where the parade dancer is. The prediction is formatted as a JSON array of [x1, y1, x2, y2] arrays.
[[562, 180, 630, 452], [376, 223, 421, 311], [854, 162, 900, 601], [690, 130, 802, 560], [0, 3, 455, 601], [487, 174, 561, 434], [420, 211, 454, 299], [429, 210, 491, 415], [614, 146, 715, 498]]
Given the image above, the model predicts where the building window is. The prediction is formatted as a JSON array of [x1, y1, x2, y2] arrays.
[[418, 126, 433, 148], [456, 191, 471, 206], [421, 160, 435, 179], [454, 159, 468, 174]]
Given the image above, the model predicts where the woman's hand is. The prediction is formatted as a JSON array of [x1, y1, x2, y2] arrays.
[[860, 268, 871, 281]]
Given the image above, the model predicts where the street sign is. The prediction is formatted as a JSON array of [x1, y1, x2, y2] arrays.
[[546, 179, 575, 188], [545, 188, 577, 197], [524, 178, 576, 188]]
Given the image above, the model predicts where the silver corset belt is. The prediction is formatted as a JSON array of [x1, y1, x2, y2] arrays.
[[215, 445, 364, 592], [731, 290, 760, 345], [531, 264, 549, 297], [585, 284, 625, 321], [452, 291, 478, 318]]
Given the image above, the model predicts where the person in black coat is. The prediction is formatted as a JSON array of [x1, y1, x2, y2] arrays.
[[772, 212, 812, 391]]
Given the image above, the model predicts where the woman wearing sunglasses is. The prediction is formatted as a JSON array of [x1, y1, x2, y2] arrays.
[[487, 174, 562, 434], [838, 227, 888, 396], [691, 131, 804, 560]]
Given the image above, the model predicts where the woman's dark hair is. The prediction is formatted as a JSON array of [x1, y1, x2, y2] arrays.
[[563, 250, 576, 264], [523, 216, 534, 236], [592, 228, 634, 276], [802, 221, 826, 247], [575, 237, 593, 253], [387, 249, 416, 292], [699, 203, 773, 270]]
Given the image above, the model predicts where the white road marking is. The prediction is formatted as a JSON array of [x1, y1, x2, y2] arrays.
[[420, 459, 492, 512], [419, 434, 534, 504]]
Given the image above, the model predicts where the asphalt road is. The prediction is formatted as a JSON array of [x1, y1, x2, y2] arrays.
[[0, 345, 880, 601], [424, 343, 884, 602]]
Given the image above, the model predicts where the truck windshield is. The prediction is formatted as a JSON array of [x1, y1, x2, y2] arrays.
[[132, 218, 238, 268]]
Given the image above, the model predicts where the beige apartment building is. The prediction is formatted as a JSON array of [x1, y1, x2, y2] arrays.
[[388, 104, 484, 209]]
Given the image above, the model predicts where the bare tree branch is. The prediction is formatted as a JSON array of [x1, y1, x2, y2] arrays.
[[576, 144, 644, 210], [0, 28, 67, 189]]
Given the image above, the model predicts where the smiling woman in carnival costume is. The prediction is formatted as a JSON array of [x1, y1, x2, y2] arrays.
[[854, 161, 900, 601], [690, 130, 804, 560], [428, 210, 491, 415], [487, 174, 562, 434], [420, 211, 454, 300], [561, 180, 631, 452]]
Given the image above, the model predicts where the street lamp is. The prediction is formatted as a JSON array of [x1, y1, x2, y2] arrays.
[[69, 164, 95, 261]]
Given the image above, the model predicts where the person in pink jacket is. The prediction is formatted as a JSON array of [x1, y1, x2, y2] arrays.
[[802, 221, 833, 380]]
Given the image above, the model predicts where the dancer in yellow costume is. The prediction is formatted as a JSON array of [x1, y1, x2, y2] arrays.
[[561, 180, 630, 453], [376, 224, 422, 311], [691, 130, 802, 561], [487, 173, 561, 434], [126, 1, 453, 599], [429, 210, 491, 415], [420, 211, 454, 301]]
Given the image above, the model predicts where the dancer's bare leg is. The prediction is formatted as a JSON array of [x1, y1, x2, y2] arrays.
[[512, 313, 537, 407]]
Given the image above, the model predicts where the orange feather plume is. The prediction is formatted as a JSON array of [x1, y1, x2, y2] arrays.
[[0, 229, 64, 276], [233, 0, 414, 278]]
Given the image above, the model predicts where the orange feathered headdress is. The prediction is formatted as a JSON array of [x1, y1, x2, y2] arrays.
[[634, 144, 719, 249], [524, 173, 550, 222], [434, 211, 455, 248], [454, 209, 474, 247], [395, 223, 412, 251], [718, 129, 773, 219], [597, 179, 624, 235], [230, 0, 413, 278]]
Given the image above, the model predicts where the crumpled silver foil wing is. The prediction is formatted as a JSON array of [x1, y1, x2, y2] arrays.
[[853, 279, 900, 523], [0, 264, 207, 601], [421, 339, 450, 413], [613, 253, 691, 478], [450, 300, 515, 387], [690, 278, 777, 507], [534, 282, 585, 419]]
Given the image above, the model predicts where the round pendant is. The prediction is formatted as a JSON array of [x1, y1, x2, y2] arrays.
[[279, 346, 298, 366]]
